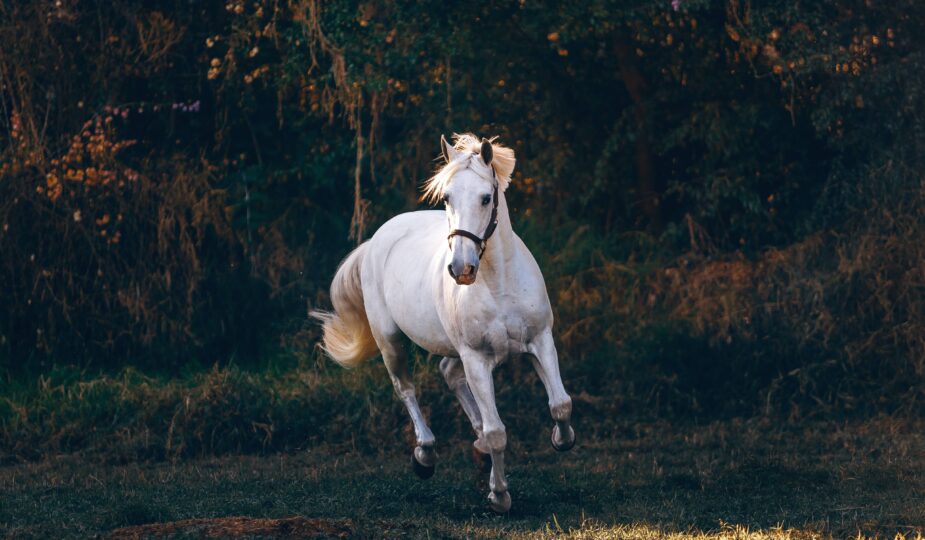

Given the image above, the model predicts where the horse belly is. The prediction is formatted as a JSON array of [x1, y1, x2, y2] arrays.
[[401, 320, 456, 357], [388, 285, 456, 356], [380, 252, 455, 357]]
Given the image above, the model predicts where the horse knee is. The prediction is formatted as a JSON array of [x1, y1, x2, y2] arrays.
[[483, 427, 507, 453], [550, 396, 572, 423]]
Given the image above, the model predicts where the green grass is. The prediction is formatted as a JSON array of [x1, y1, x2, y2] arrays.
[[2, 357, 924, 538], [2, 417, 923, 539], [0, 353, 631, 463], [0, 359, 418, 461]]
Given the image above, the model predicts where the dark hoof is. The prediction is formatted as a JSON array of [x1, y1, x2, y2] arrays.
[[551, 424, 575, 452], [488, 490, 511, 513], [411, 447, 435, 479], [471, 444, 492, 473]]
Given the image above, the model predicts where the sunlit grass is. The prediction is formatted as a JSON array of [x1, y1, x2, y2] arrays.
[[513, 521, 925, 539]]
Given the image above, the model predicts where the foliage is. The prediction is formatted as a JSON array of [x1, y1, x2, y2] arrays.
[[0, 1, 923, 415]]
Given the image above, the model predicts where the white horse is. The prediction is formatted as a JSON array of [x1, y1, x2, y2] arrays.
[[311, 133, 574, 513]]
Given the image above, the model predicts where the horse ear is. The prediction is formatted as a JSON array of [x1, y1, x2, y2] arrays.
[[441, 134, 458, 163], [480, 138, 493, 167]]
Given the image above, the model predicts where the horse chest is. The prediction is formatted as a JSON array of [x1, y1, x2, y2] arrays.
[[455, 292, 543, 358]]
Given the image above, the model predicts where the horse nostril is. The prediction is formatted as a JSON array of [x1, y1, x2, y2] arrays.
[[447, 264, 457, 279], [463, 264, 475, 276]]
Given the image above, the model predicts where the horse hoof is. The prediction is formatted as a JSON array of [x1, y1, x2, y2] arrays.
[[488, 490, 512, 513], [411, 446, 435, 479], [471, 443, 492, 473], [551, 424, 575, 452]]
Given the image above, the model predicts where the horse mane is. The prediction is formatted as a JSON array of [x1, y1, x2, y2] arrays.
[[421, 133, 516, 204]]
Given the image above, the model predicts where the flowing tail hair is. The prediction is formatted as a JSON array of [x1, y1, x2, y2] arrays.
[[310, 242, 379, 368]]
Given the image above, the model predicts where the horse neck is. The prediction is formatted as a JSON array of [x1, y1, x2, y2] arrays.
[[479, 191, 517, 285]]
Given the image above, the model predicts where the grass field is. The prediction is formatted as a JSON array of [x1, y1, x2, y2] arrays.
[[2, 416, 923, 539]]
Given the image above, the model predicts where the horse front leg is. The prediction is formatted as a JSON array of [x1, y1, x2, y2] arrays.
[[460, 352, 511, 513], [439, 357, 491, 472], [528, 330, 575, 451]]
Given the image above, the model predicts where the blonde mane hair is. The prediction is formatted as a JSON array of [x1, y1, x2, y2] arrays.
[[422, 133, 516, 204]]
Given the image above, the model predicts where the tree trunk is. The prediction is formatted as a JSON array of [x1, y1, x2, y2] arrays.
[[613, 38, 661, 231]]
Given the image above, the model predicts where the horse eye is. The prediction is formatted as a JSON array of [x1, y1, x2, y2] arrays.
[[442, 195, 449, 205], [481, 194, 491, 206]]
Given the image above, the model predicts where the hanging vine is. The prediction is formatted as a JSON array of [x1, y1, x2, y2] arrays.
[[293, 0, 387, 242]]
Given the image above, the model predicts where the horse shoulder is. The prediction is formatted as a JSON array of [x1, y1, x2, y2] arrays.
[[510, 234, 554, 321]]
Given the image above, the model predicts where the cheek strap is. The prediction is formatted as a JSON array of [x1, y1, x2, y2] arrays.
[[446, 183, 499, 259]]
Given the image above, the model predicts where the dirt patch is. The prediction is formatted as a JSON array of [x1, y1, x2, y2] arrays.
[[107, 516, 353, 539]]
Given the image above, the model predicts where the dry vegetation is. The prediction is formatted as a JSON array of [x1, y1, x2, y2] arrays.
[[549, 170, 925, 417], [1, 1, 923, 414]]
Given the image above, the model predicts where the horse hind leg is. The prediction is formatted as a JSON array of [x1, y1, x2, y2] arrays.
[[439, 357, 491, 473], [375, 333, 437, 478]]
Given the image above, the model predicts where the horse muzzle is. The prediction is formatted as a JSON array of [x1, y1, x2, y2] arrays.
[[447, 261, 478, 285]]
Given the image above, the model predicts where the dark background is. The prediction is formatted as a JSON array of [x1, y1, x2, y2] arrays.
[[1, 0, 924, 460]]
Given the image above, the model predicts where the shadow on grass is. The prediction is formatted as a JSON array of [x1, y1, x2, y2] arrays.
[[1, 418, 923, 539]]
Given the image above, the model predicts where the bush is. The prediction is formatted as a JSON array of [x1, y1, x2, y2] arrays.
[[0, 1, 923, 417]]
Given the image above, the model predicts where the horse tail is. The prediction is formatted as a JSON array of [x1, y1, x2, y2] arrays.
[[310, 242, 379, 368]]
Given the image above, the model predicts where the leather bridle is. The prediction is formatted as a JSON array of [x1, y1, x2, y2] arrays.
[[446, 165, 499, 260]]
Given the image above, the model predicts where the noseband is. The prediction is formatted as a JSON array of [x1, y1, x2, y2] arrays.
[[446, 167, 499, 259]]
